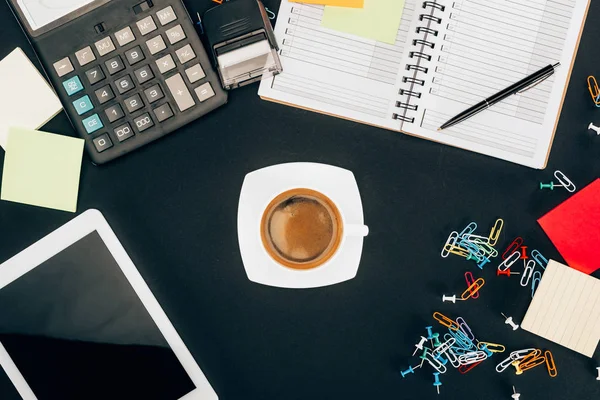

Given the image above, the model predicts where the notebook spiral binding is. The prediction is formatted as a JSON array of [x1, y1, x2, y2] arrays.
[[393, 1, 446, 123]]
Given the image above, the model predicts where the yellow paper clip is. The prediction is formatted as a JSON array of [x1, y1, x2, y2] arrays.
[[477, 341, 505, 353], [461, 278, 485, 300], [588, 75, 600, 106], [433, 312, 460, 331], [488, 218, 504, 246], [545, 350, 557, 377]]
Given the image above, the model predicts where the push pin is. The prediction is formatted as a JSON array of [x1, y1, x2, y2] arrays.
[[400, 364, 419, 378], [432, 333, 441, 348], [477, 256, 491, 269], [512, 360, 524, 375], [596, 367, 600, 380], [588, 122, 600, 135], [413, 336, 427, 356], [442, 294, 464, 303], [501, 313, 520, 331], [520, 246, 528, 260], [539, 182, 563, 190], [497, 269, 520, 277], [433, 372, 442, 394], [425, 326, 434, 338], [512, 386, 521, 400]]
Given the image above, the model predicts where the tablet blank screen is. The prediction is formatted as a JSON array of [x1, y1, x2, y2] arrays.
[[0, 231, 196, 399]]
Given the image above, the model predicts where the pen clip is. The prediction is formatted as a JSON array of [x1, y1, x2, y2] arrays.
[[517, 63, 560, 94]]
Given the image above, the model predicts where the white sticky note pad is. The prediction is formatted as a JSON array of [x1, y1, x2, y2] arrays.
[[0, 48, 63, 150], [522, 260, 600, 357]]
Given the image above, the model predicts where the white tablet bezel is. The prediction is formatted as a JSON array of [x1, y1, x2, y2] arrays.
[[0, 209, 218, 400]]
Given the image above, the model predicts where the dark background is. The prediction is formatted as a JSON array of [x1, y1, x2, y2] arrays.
[[1, 0, 599, 399]]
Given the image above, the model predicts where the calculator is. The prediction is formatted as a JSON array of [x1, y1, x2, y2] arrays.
[[8, 0, 227, 164]]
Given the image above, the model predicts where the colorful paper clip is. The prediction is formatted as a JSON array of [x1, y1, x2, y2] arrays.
[[456, 317, 476, 341], [458, 351, 487, 365], [478, 341, 505, 353], [446, 348, 461, 368], [458, 360, 482, 374], [423, 348, 448, 373], [554, 170, 576, 193], [432, 338, 456, 358], [502, 237, 523, 260], [510, 348, 536, 361], [520, 355, 546, 373], [441, 231, 459, 258], [433, 312, 460, 331], [531, 270, 542, 298], [488, 218, 504, 246], [531, 249, 548, 269], [587, 75, 600, 106], [545, 350, 557, 377], [498, 251, 520, 271], [496, 355, 514, 373], [518, 349, 542, 366], [464, 272, 479, 299], [461, 278, 485, 300], [520, 260, 536, 286], [458, 222, 478, 238]]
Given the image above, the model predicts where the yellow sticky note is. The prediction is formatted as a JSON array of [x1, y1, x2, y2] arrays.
[[321, 0, 405, 44], [1, 128, 84, 212], [290, 0, 364, 7]]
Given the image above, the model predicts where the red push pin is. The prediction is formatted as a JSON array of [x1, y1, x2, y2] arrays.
[[520, 246, 528, 260], [497, 269, 520, 277]]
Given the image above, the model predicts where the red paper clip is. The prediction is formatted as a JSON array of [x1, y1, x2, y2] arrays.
[[459, 360, 482, 374], [464, 272, 479, 299], [502, 237, 523, 260]]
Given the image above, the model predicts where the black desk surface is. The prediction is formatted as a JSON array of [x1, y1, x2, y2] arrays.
[[1, 1, 600, 399]]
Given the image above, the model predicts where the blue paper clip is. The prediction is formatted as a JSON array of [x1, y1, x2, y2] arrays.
[[531, 249, 548, 269], [531, 270, 542, 298], [458, 222, 478, 239]]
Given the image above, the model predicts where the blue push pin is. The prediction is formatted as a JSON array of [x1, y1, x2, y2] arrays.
[[477, 256, 491, 269], [435, 353, 448, 365], [433, 372, 442, 394], [425, 326, 434, 337], [432, 333, 441, 348], [480, 344, 493, 358], [540, 181, 563, 190], [400, 365, 415, 378]]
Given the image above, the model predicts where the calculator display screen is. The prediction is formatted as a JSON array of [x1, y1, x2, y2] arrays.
[[16, 0, 96, 31]]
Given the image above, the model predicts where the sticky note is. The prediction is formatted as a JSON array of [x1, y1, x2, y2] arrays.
[[290, 0, 364, 7], [321, 0, 405, 44], [0, 48, 63, 150], [538, 179, 600, 275], [1, 128, 84, 213]]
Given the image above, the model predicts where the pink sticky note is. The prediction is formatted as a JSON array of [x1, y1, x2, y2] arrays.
[[538, 179, 600, 275]]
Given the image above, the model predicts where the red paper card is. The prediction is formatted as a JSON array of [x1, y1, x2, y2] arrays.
[[538, 179, 600, 275]]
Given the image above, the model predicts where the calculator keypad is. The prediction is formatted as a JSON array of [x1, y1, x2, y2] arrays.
[[50, 0, 224, 163]]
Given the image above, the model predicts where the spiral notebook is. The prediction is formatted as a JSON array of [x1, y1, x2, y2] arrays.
[[258, 0, 591, 168]]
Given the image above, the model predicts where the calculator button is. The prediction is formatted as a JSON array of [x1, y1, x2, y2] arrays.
[[105, 104, 125, 123], [93, 133, 113, 152], [53, 57, 74, 77], [114, 123, 134, 142], [144, 84, 164, 104], [125, 46, 145, 66], [75, 46, 96, 67], [115, 26, 136, 47], [134, 65, 154, 84], [195, 83, 216, 102], [85, 66, 105, 85], [185, 64, 205, 83], [153, 103, 174, 122], [94, 36, 116, 56], [115, 75, 135, 94], [136, 16, 157, 36], [165, 73, 195, 112], [165, 25, 186, 45], [124, 94, 144, 113], [133, 113, 154, 132], [146, 35, 167, 55], [73, 95, 94, 115], [105, 56, 125, 75], [95, 85, 115, 104], [175, 45, 196, 65], [62, 76, 84, 96], [156, 6, 177, 26], [82, 114, 104, 134], [156, 54, 176, 74]]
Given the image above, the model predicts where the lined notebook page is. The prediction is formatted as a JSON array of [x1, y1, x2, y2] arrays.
[[258, 0, 417, 129], [522, 260, 600, 357], [408, 0, 589, 168]]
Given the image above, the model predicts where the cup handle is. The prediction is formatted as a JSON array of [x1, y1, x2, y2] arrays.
[[345, 224, 369, 237]]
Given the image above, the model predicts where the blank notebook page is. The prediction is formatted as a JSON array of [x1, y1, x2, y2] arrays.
[[522, 260, 600, 357]]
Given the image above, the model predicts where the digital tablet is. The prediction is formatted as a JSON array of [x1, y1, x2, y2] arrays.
[[0, 209, 218, 400]]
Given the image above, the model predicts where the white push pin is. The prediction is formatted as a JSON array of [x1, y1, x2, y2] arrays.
[[413, 336, 427, 356], [501, 313, 520, 331], [588, 122, 600, 135], [596, 367, 600, 381], [442, 294, 464, 303], [512, 386, 521, 400]]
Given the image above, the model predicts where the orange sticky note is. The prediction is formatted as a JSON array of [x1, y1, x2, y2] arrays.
[[289, 0, 364, 8], [538, 179, 600, 275]]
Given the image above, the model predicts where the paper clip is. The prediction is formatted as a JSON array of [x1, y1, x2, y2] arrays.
[[461, 278, 485, 300], [587, 75, 600, 106], [520, 260, 536, 287], [265, 7, 276, 20], [519, 349, 542, 365], [458, 351, 487, 365], [554, 170, 576, 193], [488, 218, 504, 246], [441, 231, 459, 257], [531, 249, 548, 269], [465, 234, 489, 243], [498, 251, 520, 271], [446, 348, 461, 368], [433, 312, 460, 331], [432, 338, 456, 357], [502, 237, 523, 259], [447, 329, 474, 350], [531, 270, 542, 298], [458, 222, 477, 238], [510, 348, 536, 361], [544, 350, 557, 377], [458, 360, 482, 374], [464, 272, 479, 299], [520, 355, 546, 373], [423, 348, 448, 373], [496, 355, 514, 372], [449, 346, 470, 356], [456, 317, 476, 341], [479, 344, 493, 358], [478, 342, 505, 353]]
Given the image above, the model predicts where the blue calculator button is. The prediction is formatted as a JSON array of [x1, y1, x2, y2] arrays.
[[73, 95, 94, 115], [62, 76, 84, 96], [82, 113, 103, 134]]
